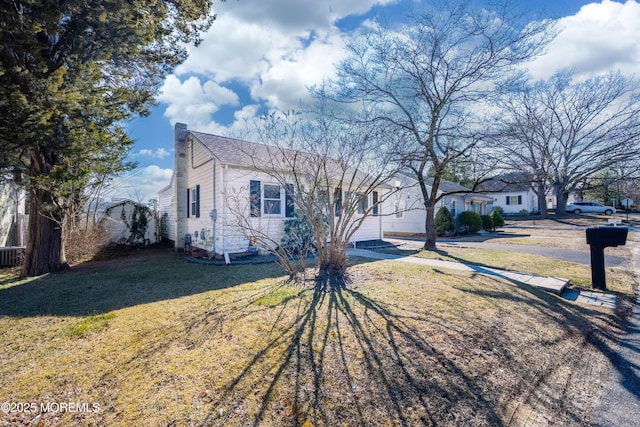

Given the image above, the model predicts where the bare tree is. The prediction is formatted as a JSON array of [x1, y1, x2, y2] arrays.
[[330, 0, 555, 249], [489, 70, 640, 215], [224, 104, 399, 289]]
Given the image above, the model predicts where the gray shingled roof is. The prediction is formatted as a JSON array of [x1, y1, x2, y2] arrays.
[[478, 172, 533, 193], [190, 131, 277, 168], [189, 130, 392, 187]]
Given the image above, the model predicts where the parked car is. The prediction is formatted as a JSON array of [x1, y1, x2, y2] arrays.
[[565, 202, 616, 215]]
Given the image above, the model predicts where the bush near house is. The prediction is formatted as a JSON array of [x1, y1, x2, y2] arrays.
[[435, 207, 456, 236], [457, 211, 482, 234], [481, 214, 494, 231], [490, 208, 505, 228]]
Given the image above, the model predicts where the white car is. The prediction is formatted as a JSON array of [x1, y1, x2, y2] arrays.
[[565, 202, 616, 215]]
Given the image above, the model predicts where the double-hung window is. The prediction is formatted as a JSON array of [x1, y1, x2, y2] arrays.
[[506, 195, 522, 205], [249, 180, 294, 217], [187, 185, 200, 218], [263, 184, 282, 215]]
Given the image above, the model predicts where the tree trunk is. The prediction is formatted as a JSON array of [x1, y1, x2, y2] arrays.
[[536, 183, 548, 219], [555, 186, 570, 217], [21, 187, 68, 277], [423, 204, 437, 250]]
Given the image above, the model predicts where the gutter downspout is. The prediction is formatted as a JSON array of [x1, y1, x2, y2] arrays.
[[222, 164, 228, 256], [211, 156, 217, 255]]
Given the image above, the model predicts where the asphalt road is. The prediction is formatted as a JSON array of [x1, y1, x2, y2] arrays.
[[438, 241, 628, 267], [592, 241, 640, 426]]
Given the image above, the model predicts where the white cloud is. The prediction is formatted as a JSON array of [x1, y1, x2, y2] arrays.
[[158, 0, 640, 138], [158, 75, 240, 129], [160, 0, 387, 133], [137, 148, 171, 159], [107, 165, 173, 203], [528, 0, 640, 79]]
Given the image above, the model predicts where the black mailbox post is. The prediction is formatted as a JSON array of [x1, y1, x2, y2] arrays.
[[585, 226, 628, 290]]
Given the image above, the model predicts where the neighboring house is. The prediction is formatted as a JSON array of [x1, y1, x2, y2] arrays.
[[159, 123, 386, 255], [478, 173, 541, 215], [382, 174, 494, 236], [99, 199, 158, 245], [0, 181, 27, 247]]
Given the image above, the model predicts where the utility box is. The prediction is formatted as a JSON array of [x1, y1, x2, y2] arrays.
[[585, 226, 628, 290]]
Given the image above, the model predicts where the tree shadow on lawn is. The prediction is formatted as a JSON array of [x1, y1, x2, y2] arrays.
[[434, 246, 640, 405], [458, 268, 640, 416], [196, 267, 627, 427], [0, 249, 284, 318]]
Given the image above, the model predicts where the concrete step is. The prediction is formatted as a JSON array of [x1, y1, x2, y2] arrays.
[[528, 276, 571, 294]]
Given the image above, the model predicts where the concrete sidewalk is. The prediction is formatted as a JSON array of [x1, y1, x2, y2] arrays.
[[347, 247, 609, 307]]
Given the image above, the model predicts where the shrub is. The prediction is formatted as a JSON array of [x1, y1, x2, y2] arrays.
[[435, 207, 456, 235], [457, 211, 482, 234], [519, 209, 529, 217], [481, 214, 494, 231], [281, 212, 315, 256], [490, 209, 505, 228]]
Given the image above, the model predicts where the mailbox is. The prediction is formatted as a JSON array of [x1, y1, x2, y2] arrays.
[[586, 226, 628, 247], [585, 226, 628, 290]]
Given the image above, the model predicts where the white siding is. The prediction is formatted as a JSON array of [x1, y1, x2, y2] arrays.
[[184, 139, 215, 251], [492, 191, 538, 214], [220, 167, 288, 253]]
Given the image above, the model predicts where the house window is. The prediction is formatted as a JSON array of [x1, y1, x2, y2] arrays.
[[451, 200, 456, 217], [372, 191, 379, 216], [357, 193, 368, 215], [191, 188, 197, 216], [187, 185, 200, 218], [395, 201, 404, 219], [263, 184, 282, 215], [506, 195, 522, 205], [249, 181, 295, 217]]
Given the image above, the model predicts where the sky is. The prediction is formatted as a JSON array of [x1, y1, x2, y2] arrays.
[[112, 0, 640, 203]]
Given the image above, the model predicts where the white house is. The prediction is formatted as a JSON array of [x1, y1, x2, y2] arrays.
[[159, 123, 387, 255], [0, 181, 27, 247], [478, 173, 541, 215], [382, 174, 494, 236]]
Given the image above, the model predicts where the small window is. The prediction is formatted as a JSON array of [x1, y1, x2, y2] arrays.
[[395, 202, 404, 219], [357, 193, 368, 215], [507, 195, 522, 205], [372, 191, 379, 216], [187, 185, 200, 218], [191, 188, 197, 216], [263, 184, 281, 215]]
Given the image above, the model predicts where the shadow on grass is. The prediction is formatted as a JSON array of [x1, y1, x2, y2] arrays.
[[192, 244, 640, 427], [193, 264, 630, 427], [0, 248, 283, 317]]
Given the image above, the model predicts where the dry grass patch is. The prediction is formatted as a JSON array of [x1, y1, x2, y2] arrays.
[[0, 248, 631, 426]]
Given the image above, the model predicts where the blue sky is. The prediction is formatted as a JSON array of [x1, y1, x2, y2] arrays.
[[114, 0, 640, 202]]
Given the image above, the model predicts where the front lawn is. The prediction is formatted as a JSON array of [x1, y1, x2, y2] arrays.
[[0, 248, 632, 426]]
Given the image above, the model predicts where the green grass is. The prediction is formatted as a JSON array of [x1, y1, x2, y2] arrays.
[[62, 313, 117, 337], [0, 247, 634, 426]]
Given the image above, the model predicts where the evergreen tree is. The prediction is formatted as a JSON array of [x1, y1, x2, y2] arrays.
[[0, 0, 219, 276]]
